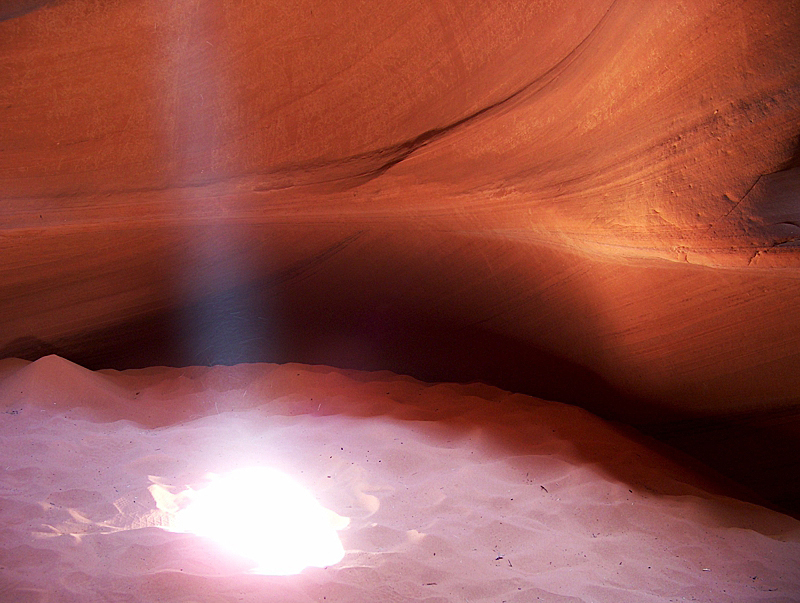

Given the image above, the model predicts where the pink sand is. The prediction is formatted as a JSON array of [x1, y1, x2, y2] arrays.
[[1, 355, 798, 602]]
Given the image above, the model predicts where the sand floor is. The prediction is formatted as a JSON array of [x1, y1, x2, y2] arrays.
[[1, 355, 798, 602]]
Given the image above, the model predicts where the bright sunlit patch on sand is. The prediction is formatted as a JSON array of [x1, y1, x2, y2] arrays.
[[150, 467, 349, 575]]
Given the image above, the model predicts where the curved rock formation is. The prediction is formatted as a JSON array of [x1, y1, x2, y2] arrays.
[[1, 1, 799, 510]]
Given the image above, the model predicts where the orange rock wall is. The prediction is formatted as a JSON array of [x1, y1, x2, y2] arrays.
[[1, 0, 799, 508]]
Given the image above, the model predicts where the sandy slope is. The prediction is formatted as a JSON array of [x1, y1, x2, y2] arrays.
[[1, 355, 798, 602]]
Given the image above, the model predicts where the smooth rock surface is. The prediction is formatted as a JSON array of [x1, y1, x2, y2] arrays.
[[1, 1, 799, 511]]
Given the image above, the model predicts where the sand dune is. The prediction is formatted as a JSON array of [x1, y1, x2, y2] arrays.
[[1, 356, 798, 602]]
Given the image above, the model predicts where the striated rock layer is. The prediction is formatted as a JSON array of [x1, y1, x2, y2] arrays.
[[1, 2, 799, 510]]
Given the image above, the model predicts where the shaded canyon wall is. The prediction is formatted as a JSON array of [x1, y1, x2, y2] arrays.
[[1, 0, 799, 510]]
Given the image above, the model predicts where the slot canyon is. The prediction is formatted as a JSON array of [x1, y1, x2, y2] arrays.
[[1, 1, 799, 601]]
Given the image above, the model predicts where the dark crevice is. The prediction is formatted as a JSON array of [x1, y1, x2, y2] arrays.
[[0, 0, 60, 22], [349, 0, 621, 183], [773, 133, 800, 173], [5, 0, 621, 201]]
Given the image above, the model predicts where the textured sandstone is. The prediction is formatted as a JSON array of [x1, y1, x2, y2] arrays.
[[1, 1, 799, 510]]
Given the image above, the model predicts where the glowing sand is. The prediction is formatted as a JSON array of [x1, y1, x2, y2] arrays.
[[0, 355, 798, 602], [151, 467, 348, 575]]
